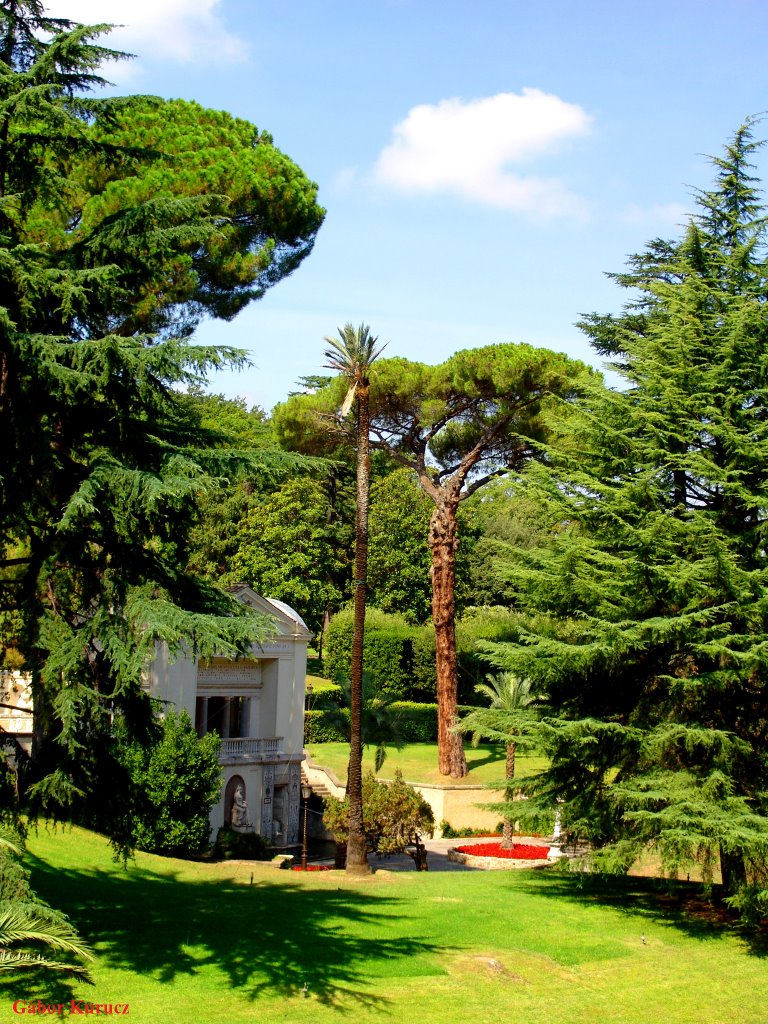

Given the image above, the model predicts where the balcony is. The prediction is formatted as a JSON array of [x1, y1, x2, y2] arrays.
[[218, 736, 284, 764]]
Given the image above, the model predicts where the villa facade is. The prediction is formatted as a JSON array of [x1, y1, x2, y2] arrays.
[[145, 585, 310, 845]]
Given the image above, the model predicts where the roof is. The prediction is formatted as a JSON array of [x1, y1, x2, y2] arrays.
[[228, 584, 312, 641]]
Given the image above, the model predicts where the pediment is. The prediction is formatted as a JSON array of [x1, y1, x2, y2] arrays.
[[229, 585, 312, 641]]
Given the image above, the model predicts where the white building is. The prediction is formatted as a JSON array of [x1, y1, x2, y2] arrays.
[[145, 585, 310, 845]]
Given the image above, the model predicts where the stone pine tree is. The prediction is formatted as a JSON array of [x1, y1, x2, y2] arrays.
[[276, 344, 591, 777], [0, 3, 322, 848], [482, 123, 768, 917], [323, 323, 386, 875]]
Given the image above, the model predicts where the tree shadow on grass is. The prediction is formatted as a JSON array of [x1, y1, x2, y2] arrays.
[[23, 854, 446, 1009], [512, 868, 768, 956], [464, 745, 505, 774]]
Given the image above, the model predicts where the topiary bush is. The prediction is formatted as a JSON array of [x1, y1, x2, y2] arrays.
[[325, 607, 416, 700], [323, 605, 524, 706], [304, 708, 349, 744]]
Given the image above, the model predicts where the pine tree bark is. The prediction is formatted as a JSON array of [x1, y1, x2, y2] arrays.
[[346, 384, 371, 875], [429, 495, 467, 778]]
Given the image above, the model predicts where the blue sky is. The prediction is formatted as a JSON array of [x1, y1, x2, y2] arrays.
[[47, 0, 768, 411]]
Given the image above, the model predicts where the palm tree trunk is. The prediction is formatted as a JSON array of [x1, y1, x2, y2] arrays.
[[429, 496, 467, 778], [501, 741, 516, 848], [346, 384, 371, 875]]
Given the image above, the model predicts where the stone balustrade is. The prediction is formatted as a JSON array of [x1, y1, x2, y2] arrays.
[[218, 736, 283, 763]]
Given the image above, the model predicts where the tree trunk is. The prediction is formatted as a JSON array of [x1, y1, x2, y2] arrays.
[[346, 384, 371, 875], [501, 741, 517, 848], [429, 496, 467, 778], [720, 847, 747, 896]]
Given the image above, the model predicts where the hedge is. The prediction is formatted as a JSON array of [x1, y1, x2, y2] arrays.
[[304, 702, 476, 745], [324, 605, 524, 705]]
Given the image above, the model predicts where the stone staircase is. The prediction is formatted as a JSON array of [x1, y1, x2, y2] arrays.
[[302, 750, 346, 801]]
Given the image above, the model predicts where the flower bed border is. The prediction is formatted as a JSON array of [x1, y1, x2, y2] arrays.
[[448, 841, 553, 870]]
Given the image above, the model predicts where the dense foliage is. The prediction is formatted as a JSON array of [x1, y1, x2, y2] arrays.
[[227, 477, 346, 636], [324, 604, 523, 704], [120, 711, 222, 858], [0, 2, 322, 846], [323, 770, 434, 861], [483, 124, 768, 918]]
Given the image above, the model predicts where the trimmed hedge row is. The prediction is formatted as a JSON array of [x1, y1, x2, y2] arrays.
[[324, 606, 522, 704], [304, 702, 476, 745]]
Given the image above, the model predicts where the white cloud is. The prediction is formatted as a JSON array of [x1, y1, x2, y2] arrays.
[[373, 88, 591, 218], [43, 0, 246, 66]]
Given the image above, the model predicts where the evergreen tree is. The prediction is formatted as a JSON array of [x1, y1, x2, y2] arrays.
[[0, 4, 321, 846], [483, 123, 768, 915]]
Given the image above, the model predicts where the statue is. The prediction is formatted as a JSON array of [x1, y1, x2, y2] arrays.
[[231, 783, 248, 828]]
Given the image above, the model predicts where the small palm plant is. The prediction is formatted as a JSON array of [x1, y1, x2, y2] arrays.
[[457, 673, 539, 848], [0, 829, 94, 979]]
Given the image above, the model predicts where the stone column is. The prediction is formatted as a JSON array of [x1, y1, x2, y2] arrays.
[[248, 692, 261, 738]]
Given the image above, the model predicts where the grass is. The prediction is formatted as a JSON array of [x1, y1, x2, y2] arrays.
[[306, 740, 548, 787], [4, 825, 766, 1024]]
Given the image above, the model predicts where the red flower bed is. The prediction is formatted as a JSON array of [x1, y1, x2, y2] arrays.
[[456, 842, 549, 860], [291, 864, 333, 871]]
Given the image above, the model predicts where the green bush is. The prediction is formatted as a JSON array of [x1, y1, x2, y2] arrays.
[[323, 605, 524, 705], [121, 710, 222, 858], [325, 607, 416, 700], [323, 770, 434, 856], [304, 708, 349, 744], [439, 820, 503, 838], [214, 827, 271, 861], [391, 703, 476, 742], [305, 702, 480, 745]]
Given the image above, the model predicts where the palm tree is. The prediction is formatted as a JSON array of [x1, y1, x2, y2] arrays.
[[323, 323, 386, 874], [0, 828, 94, 979], [0, 905, 94, 978], [457, 673, 538, 848]]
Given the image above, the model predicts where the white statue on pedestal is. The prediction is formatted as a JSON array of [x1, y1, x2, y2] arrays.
[[231, 783, 249, 828]]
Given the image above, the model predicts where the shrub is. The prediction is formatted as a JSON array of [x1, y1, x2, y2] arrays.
[[324, 770, 434, 858], [121, 710, 222, 858], [439, 820, 503, 839], [214, 827, 271, 861], [304, 708, 348, 744], [324, 605, 524, 705], [325, 607, 416, 700]]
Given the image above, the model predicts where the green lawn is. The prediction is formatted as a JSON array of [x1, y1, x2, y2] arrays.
[[4, 826, 766, 1024], [306, 740, 547, 787]]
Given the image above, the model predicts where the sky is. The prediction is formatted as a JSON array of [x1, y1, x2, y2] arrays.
[[45, 0, 768, 412]]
